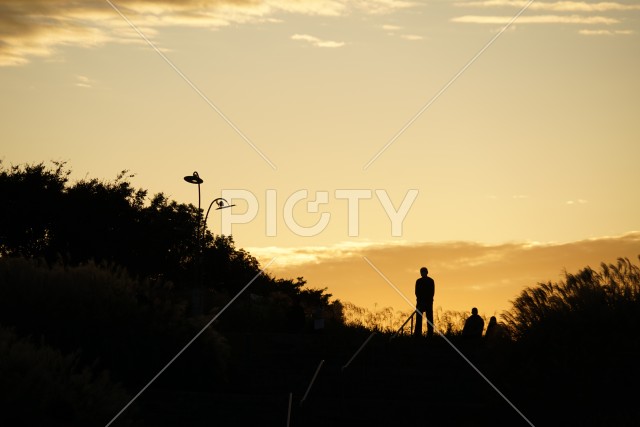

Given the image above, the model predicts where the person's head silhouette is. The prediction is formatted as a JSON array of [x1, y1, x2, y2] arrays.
[[420, 267, 428, 277], [471, 307, 478, 315]]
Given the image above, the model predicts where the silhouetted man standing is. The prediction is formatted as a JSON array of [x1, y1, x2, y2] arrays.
[[414, 267, 435, 338], [462, 307, 484, 339]]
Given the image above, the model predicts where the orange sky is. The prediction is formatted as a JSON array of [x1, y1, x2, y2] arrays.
[[1, 0, 639, 320], [250, 232, 640, 317]]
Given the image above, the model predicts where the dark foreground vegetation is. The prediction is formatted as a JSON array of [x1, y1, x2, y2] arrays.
[[1, 162, 639, 426]]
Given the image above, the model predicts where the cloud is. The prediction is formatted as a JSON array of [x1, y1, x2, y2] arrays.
[[354, 0, 415, 15], [399, 34, 423, 40], [0, 0, 168, 66], [579, 29, 635, 35], [451, 14, 620, 24], [0, 3, 115, 66], [74, 75, 94, 88], [265, 0, 347, 17], [0, 0, 412, 66], [456, 1, 640, 12], [248, 240, 405, 266], [249, 232, 640, 315], [291, 33, 345, 47], [566, 199, 588, 205], [452, 1, 637, 33], [381, 24, 423, 40]]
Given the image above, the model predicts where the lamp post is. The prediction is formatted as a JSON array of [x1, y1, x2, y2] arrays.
[[183, 171, 235, 315]]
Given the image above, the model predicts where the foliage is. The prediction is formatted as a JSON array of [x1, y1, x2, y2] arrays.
[[0, 257, 230, 390], [342, 302, 406, 333], [503, 256, 640, 339], [0, 160, 341, 381], [435, 308, 480, 336], [499, 257, 640, 425], [342, 303, 483, 337], [0, 159, 340, 299], [0, 161, 337, 310], [0, 326, 133, 427], [0, 162, 246, 288], [0, 161, 69, 257]]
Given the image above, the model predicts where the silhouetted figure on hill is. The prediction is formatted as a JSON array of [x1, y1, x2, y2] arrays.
[[414, 267, 435, 338], [485, 316, 498, 336], [484, 316, 508, 347], [462, 307, 484, 340]]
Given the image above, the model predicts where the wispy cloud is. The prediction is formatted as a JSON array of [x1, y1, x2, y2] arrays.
[[456, 1, 640, 12], [452, 14, 620, 24], [356, 0, 416, 15], [381, 24, 423, 40], [0, 0, 413, 66], [452, 1, 638, 34], [399, 34, 423, 40], [579, 28, 634, 35], [291, 34, 345, 48], [566, 199, 588, 205], [451, 0, 640, 36], [74, 75, 94, 88], [248, 240, 408, 267]]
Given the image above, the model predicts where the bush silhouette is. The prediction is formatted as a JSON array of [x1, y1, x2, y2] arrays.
[[0, 257, 230, 390], [500, 257, 640, 425], [0, 326, 133, 427]]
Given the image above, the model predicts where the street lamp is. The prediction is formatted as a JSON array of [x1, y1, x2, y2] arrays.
[[183, 171, 235, 315], [183, 171, 235, 246]]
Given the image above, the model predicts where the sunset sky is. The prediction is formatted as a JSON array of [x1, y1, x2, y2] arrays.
[[2, 0, 639, 319]]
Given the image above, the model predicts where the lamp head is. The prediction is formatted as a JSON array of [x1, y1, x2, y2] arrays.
[[213, 198, 235, 210], [184, 171, 203, 185]]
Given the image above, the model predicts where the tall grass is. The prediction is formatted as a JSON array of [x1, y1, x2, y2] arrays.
[[342, 302, 482, 336], [498, 256, 640, 426], [502, 256, 640, 339]]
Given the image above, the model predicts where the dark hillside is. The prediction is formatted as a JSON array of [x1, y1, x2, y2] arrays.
[[135, 333, 528, 427]]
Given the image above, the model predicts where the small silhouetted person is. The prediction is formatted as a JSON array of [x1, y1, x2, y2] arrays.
[[462, 307, 484, 340], [414, 267, 435, 338], [485, 316, 507, 346], [484, 316, 499, 338]]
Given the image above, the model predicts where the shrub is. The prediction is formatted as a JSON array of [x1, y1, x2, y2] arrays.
[[0, 326, 133, 427], [500, 257, 640, 425], [0, 257, 230, 391]]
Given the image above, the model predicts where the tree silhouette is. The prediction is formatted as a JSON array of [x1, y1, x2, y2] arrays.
[[0, 162, 254, 290], [0, 161, 68, 257]]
